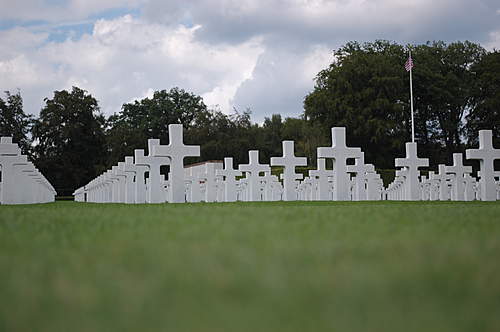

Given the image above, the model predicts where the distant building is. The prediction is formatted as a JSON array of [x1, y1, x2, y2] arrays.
[[184, 160, 223, 178]]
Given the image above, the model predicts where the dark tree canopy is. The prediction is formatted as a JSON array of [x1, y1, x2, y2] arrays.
[[32, 87, 107, 195], [467, 50, 500, 147], [0, 90, 33, 156], [304, 40, 488, 168], [106, 88, 212, 166]]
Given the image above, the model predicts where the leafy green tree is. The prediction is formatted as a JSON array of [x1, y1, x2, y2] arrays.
[[260, 114, 284, 160], [0, 90, 33, 156], [106, 88, 212, 166], [467, 50, 500, 148], [412, 41, 486, 158], [304, 40, 409, 168], [304, 40, 486, 167], [32, 87, 107, 196]]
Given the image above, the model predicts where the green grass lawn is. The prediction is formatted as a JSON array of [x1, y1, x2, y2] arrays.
[[1, 201, 499, 332]]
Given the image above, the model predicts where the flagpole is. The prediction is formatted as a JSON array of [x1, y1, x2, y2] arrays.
[[408, 49, 415, 143]]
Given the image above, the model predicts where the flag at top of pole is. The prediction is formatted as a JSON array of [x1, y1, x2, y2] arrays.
[[406, 50, 415, 143], [405, 53, 414, 72]]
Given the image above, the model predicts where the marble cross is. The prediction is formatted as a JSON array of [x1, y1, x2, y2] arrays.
[[200, 163, 218, 202], [317, 127, 362, 201], [308, 158, 333, 201], [427, 171, 440, 201], [347, 152, 370, 201], [395, 142, 429, 200], [184, 168, 200, 203], [120, 156, 137, 204], [216, 157, 242, 202], [365, 164, 382, 200], [239, 150, 270, 202], [445, 153, 472, 201], [434, 164, 453, 200], [463, 174, 477, 201], [134, 139, 170, 203], [270, 141, 307, 201], [465, 130, 500, 201], [111, 164, 127, 203], [16, 162, 36, 204], [0, 138, 27, 204], [152, 124, 200, 203], [122, 156, 148, 204]]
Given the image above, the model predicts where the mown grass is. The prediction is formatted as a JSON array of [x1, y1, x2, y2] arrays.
[[0, 201, 499, 332]]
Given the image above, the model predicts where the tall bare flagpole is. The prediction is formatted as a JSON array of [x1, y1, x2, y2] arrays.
[[406, 49, 415, 143]]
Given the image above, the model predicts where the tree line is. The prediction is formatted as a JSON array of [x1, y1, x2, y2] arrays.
[[1, 40, 499, 195]]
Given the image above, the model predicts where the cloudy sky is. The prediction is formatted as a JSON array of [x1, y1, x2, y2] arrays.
[[1, 0, 499, 122]]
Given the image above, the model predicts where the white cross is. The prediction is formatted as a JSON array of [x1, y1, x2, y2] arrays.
[[152, 124, 200, 203], [134, 139, 170, 203], [102, 171, 114, 203], [426, 171, 441, 201], [261, 171, 278, 201], [445, 153, 472, 201], [317, 127, 362, 201], [16, 162, 36, 204], [391, 168, 409, 200], [239, 150, 270, 201], [122, 155, 148, 204], [216, 157, 242, 202], [395, 142, 429, 200], [184, 168, 202, 203], [0, 139, 28, 204], [365, 164, 382, 200], [120, 156, 137, 204], [270, 141, 307, 201], [347, 152, 370, 201], [112, 164, 127, 203], [466, 130, 500, 201], [199, 163, 219, 203], [309, 158, 333, 201], [0, 137, 19, 155], [432, 165, 454, 201], [463, 174, 477, 201]]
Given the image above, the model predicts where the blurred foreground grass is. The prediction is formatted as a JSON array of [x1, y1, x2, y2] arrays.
[[0, 201, 499, 332]]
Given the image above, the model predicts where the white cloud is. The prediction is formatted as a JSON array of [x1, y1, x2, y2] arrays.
[[0, 15, 264, 116], [231, 44, 332, 121], [2, 0, 500, 121], [0, 27, 49, 58], [485, 30, 500, 50]]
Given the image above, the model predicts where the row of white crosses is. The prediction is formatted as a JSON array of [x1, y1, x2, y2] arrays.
[[76, 126, 385, 203], [76, 124, 200, 203], [75, 126, 498, 204], [0, 137, 56, 204], [214, 128, 383, 203], [386, 130, 500, 201]]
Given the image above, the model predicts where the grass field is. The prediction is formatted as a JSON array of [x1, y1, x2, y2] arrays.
[[1, 201, 499, 332]]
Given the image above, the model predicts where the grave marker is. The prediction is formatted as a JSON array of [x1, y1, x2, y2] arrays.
[[466, 130, 500, 201], [317, 127, 362, 201], [152, 124, 200, 203]]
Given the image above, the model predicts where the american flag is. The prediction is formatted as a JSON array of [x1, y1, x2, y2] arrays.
[[405, 54, 414, 72]]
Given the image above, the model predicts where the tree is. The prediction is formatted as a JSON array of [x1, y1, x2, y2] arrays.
[[106, 88, 212, 166], [304, 40, 409, 168], [467, 50, 500, 148], [260, 114, 284, 160], [32, 87, 107, 195], [0, 90, 33, 156], [304, 40, 486, 168], [412, 41, 486, 157]]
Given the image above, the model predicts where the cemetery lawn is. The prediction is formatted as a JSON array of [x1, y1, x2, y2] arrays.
[[1, 201, 500, 332]]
